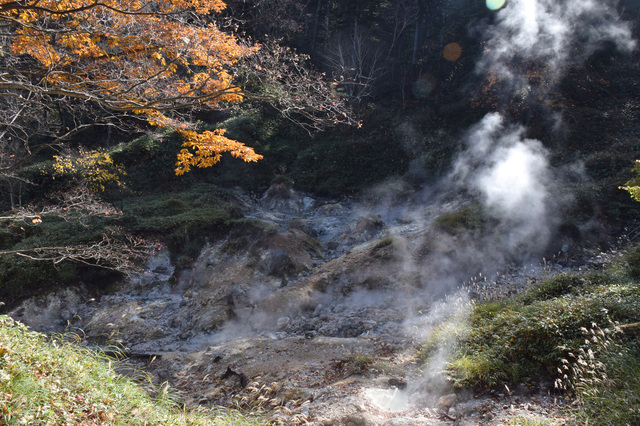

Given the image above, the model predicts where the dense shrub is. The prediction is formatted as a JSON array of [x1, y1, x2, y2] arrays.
[[419, 258, 640, 395]]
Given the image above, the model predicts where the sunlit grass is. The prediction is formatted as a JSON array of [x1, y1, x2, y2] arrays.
[[0, 316, 261, 425], [568, 338, 640, 425], [510, 415, 557, 426]]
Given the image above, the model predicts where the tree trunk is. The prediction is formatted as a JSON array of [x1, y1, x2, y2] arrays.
[[311, 0, 322, 52], [412, 15, 420, 65]]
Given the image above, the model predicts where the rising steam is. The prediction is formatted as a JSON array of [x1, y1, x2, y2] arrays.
[[453, 0, 638, 257], [406, 0, 637, 404], [478, 0, 636, 88], [452, 112, 554, 254]]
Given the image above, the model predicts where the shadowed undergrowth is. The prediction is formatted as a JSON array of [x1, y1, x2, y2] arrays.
[[0, 183, 247, 308]]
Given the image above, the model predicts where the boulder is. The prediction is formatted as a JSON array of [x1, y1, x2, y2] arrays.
[[260, 249, 300, 278], [344, 214, 384, 243]]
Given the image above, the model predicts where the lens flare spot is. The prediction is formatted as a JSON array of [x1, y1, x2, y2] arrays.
[[486, 0, 506, 10], [443, 42, 462, 62], [413, 74, 437, 99]]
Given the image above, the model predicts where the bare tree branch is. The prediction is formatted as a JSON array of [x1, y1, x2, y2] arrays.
[[0, 231, 157, 275]]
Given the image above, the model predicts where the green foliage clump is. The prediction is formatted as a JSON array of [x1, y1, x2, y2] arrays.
[[0, 315, 260, 425], [0, 214, 122, 304], [431, 204, 486, 233], [289, 132, 409, 196], [419, 263, 640, 392], [417, 244, 640, 425], [517, 273, 590, 303], [621, 245, 640, 280], [109, 132, 187, 193], [202, 106, 411, 196], [119, 184, 243, 261], [620, 159, 640, 202]]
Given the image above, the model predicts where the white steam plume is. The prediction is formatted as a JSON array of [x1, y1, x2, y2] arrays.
[[480, 0, 636, 82], [453, 112, 555, 256], [455, 0, 638, 253], [476, 0, 636, 120], [405, 0, 636, 404]]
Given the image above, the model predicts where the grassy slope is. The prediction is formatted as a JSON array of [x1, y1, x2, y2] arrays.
[[418, 247, 640, 425], [0, 315, 261, 425]]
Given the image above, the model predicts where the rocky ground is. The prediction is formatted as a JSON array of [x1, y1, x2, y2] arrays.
[[9, 183, 586, 425]]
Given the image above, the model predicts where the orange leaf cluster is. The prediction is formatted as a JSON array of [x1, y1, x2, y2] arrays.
[[175, 129, 263, 175], [2, 0, 262, 172]]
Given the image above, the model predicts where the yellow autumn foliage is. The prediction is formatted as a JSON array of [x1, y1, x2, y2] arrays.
[[621, 160, 640, 202], [51, 149, 127, 192]]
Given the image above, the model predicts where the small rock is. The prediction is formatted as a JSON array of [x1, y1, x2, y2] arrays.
[[352, 214, 384, 238], [233, 306, 253, 321], [327, 241, 339, 250], [229, 284, 252, 308], [342, 416, 365, 426], [262, 249, 300, 278], [277, 317, 290, 329], [302, 197, 315, 210], [148, 327, 166, 339], [436, 393, 458, 413], [313, 304, 325, 317], [388, 377, 407, 389], [456, 399, 485, 417]]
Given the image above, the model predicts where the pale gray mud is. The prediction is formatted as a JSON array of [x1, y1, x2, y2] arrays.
[[9, 183, 582, 425]]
